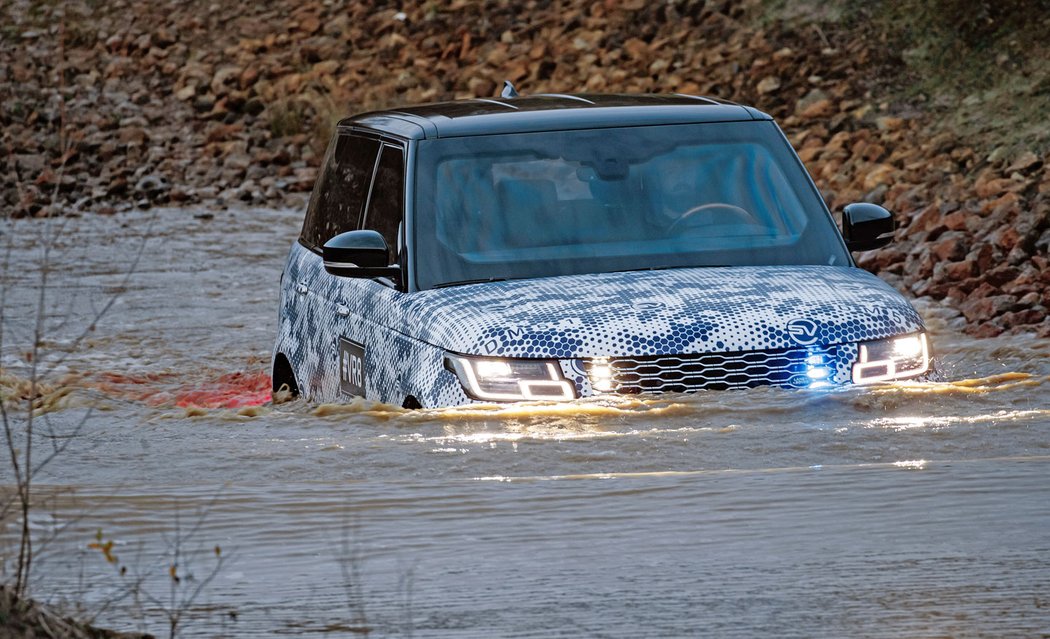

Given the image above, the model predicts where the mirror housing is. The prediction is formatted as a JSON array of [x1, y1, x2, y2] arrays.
[[842, 203, 894, 251], [323, 230, 402, 286]]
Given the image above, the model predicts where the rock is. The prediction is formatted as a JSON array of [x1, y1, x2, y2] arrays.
[[134, 174, 169, 199], [975, 177, 1015, 199], [239, 67, 259, 89], [211, 66, 241, 95], [291, 167, 317, 192], [933, 259, 976, 283], [998, 309, 1044, 327], [223, 152, 252, 172], [798, 97, 834, 119], [942, 210, 972, 231], [118, 127, 148, 146], [175, 85, 197, 101], [1005, 151, 1041, 175], [960, 294, 1019, 323], [152, 28, 177, 48], [967, 321, 1004, 338], [985, 265, 1021, 287], [1019, 291, 1041, 307], [1038, 320, 1050, 339], [931, 232, 969, 261], [796, 88, 828, 111], [193, 95, 216, 113], [863, 183, 888, 204], [862, 164, 896, 192], [757, 76, 781, 94], [244, 97, 265, 116], [966, 243, 998, 272], [13, 154, 47, 174], [875, 116, 904, 131]]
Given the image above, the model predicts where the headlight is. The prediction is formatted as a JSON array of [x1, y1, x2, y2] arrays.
[[445, 354, 576, 402], [852, 332, 930, 384]]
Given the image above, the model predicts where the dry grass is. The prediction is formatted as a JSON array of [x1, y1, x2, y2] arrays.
[[0, 585, 152, 639], [757, 0, 1050, 153]]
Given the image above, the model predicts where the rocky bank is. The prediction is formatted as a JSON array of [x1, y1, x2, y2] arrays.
[[1, 0, 1048, 337]]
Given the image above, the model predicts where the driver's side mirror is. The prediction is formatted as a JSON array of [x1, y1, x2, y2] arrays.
[[323, 230, 402, 288], [842, 203, 895, 252]]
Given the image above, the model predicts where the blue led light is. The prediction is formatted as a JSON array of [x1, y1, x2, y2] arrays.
[[805, 354, 825, 366], [806, 366, 830, 380]]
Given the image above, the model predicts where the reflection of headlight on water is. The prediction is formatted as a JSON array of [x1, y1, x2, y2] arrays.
[[445, 354, 576, 402], [852, 332, 931, 384]]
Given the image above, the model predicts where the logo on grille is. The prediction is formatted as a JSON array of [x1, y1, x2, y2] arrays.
[[786, 319, 820, 345]]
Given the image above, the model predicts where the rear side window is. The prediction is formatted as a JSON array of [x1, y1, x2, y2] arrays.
[[363, 145, 405, 263], [301, 135, 380, 249]]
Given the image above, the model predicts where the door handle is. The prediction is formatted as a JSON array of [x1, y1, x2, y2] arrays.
[[295, 282, 308, 295], [335, 304, 350, 317]]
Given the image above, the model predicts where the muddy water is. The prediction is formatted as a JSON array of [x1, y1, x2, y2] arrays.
[[2, 209, 1049, 637]]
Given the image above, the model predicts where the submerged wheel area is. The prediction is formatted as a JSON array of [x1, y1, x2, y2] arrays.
[[272, 353, 300, 401]]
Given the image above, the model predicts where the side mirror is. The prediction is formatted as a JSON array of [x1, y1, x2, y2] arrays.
[[842, 203, 894, 251], [323, 230, 402, 287]]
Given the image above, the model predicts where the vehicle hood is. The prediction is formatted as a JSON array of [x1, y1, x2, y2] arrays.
[[397, 266, 924, 358]]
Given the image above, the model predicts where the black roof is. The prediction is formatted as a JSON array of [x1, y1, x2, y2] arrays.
[[338, 93, 771, 140]]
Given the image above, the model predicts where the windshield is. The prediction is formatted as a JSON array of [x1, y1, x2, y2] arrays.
[[413, 121, 849, 290]]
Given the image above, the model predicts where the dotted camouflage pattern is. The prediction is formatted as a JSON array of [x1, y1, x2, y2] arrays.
[[273, 242, 924, 408]]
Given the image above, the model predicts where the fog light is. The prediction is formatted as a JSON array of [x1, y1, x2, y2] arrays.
[[806, 366, 830, 380], [589, 358, 615, 392]]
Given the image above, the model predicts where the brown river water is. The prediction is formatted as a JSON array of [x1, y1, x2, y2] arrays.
[[2, 208, 1049, 637]]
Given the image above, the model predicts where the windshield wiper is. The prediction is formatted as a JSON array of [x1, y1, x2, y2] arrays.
[[617, 264, 730, 273], [433, 277, 510, 289]]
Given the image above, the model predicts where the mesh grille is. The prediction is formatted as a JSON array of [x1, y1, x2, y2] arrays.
[[587, 346, 842, 393]]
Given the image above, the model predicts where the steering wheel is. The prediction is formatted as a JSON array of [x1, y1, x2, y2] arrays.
[[668, 203, 753, 234]]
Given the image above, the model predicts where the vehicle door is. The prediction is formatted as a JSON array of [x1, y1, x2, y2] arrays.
[[293, 133, 380, 400], [324, 138, 408, 402]]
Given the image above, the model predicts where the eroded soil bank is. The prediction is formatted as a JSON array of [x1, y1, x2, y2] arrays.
[[2, 0, 1049, 338]]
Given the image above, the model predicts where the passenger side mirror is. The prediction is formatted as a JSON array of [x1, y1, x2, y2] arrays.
[[842, 203, 894, 252], [323, 230, 402, 287]]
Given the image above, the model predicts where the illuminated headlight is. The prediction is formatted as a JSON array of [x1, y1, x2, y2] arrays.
[[851, 332, 931, 384], [445, 354, 576, 402]]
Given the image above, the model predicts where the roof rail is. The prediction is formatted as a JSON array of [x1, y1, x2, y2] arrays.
[[472, 98, 519, 110], [672, 93, 722, 105], [532, 93, 596, 104]]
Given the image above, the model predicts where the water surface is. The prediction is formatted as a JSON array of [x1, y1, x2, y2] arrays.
[[1, 209, 1047, 637]]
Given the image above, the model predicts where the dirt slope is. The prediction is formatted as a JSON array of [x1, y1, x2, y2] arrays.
[[1, 0, 1047, 336]]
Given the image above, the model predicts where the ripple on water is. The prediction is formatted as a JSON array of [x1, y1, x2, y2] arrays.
[[3, 209, 1049, 637]]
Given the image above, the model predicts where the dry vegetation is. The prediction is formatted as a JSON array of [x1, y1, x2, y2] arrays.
[[0, 585, 151, 638]]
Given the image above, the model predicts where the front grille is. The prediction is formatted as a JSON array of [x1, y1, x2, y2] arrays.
[[586, 346, 843, 394]]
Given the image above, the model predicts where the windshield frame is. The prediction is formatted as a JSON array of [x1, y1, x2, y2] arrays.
[[411, 120, 852, 291]]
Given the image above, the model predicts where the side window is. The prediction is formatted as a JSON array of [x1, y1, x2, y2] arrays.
[[301, 134, 380, 249], [300, 141, 334, 247], [363, 145, 405, 264]]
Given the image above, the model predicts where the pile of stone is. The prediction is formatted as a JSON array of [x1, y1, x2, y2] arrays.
[[1, 0, 1046, 335]]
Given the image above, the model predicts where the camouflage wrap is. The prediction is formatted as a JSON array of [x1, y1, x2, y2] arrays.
[[274, 242, 924, 407]]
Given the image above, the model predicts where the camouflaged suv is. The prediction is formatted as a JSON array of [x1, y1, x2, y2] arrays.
[[272, 93, 931, 407]]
